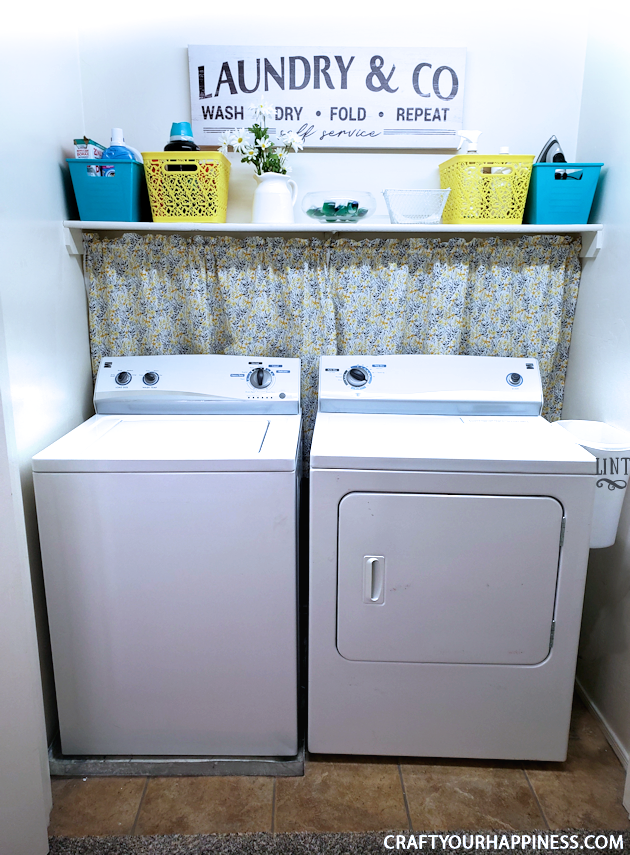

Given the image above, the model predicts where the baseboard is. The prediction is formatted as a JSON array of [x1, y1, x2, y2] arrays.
[[575, 677, 629, 769]]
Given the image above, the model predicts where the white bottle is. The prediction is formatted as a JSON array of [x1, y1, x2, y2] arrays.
[[455, 131, 483, 218], [491, 146, 512, 218], [457, 130, 482, 154], [493, 146, 511, 172], [101, 128, 142, 177]]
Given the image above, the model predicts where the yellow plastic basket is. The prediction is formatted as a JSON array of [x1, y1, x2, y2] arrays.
[[439, 155, 534, 224], [142, 151, 231, 223]]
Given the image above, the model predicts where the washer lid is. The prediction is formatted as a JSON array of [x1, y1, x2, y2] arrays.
[[310, 413, 596, 474], [32, 414, 301, 473]]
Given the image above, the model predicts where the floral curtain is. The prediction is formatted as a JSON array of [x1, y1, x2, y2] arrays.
[[84, 233, 581, 461]]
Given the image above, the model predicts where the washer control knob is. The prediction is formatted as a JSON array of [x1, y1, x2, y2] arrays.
[[143, 371, 159, 386], [507, 372, 523, 386], [250, 368, 272, 389], [347, 367, 368, 387], [115, 371, 132, 386]]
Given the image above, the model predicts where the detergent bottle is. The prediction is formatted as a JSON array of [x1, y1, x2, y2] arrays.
[[164, 122, 199, 152], [101, 128, 142, 177], [163, 122, 199, 172]]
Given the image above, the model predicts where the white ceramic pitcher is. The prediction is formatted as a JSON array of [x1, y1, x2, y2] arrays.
[[252, 172, 298, 224]]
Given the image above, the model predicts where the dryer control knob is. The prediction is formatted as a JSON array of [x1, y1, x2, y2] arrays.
[[507, 372, 523, 386], [143, 372, 159, 386], [347, 367, 368, 387], [115, 371, 132, 386], [250, 368, 273, 389]]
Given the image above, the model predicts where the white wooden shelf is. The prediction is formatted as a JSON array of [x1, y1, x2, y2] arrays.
[[63, 221, 603, 259]]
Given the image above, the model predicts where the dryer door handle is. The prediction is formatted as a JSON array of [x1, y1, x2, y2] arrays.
[[363, 556, 385, 604]]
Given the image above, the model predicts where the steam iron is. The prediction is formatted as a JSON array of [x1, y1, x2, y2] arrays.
[[536, 136, 567, 163]]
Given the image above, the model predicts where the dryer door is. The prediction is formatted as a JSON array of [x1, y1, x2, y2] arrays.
[[337, 492, 563, 665]]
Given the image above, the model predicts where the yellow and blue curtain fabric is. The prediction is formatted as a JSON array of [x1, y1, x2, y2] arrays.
[[84, 233, 581, 457]]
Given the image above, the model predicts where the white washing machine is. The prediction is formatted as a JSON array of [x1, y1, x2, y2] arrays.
[[33, 354, 301, 757], [308, 354, 596, 761]]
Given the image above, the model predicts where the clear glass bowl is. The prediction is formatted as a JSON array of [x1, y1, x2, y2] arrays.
[[302, 191, 376, 224], [382, 189, 450, 224]]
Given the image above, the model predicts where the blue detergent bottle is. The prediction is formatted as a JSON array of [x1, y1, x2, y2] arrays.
[[101, 128, 141, 177]]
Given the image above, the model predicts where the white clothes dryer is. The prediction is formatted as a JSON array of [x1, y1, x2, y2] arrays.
[[33, 354, 301, 758], [308, 354, 596, 761]]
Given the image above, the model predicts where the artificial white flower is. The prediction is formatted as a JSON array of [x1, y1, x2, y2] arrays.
[[279, 130, 303, 153], [291, 133, 304, 152], [217, 131, 232, 155], [256, 137, 273, 151], [220, 103, 302, 175], [249, 99, 274, 122], [231, 129, 253, 153]]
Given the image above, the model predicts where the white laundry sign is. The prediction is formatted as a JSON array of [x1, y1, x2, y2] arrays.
[[188, 46, 466, 149]]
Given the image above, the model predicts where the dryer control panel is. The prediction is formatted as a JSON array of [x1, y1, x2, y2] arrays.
[[319, 355, 543, 416], [94, 355, 300, 415]]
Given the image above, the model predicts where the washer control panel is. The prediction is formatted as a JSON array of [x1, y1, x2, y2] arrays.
[[319, 355, 543, 416], [95, 355, 300, 414]]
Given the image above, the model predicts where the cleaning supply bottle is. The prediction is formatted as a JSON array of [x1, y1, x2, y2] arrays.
[[490, 146, 513, 218], [101, 128, 142, 177], [457, 130, 482, 154], [456, 131, 483, 218], [164, 122, 199, 152], [164, 122, 199, 173]]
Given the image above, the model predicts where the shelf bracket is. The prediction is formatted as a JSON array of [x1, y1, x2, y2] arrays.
[[64, 226, 84, 257], [580, 228, 602, 259]]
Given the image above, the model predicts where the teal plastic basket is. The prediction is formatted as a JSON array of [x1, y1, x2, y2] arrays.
[[524, 162, 603, 224], [67, 159, 145, 221]]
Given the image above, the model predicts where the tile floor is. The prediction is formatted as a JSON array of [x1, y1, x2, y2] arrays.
[[49, 697, 630, 837]]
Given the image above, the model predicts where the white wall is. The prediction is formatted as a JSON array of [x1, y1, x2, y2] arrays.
[[0, 6, 95, 741], [77, 0, 588, 223], [0, 301, 50, 855], [563, 5, 630, 763]]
